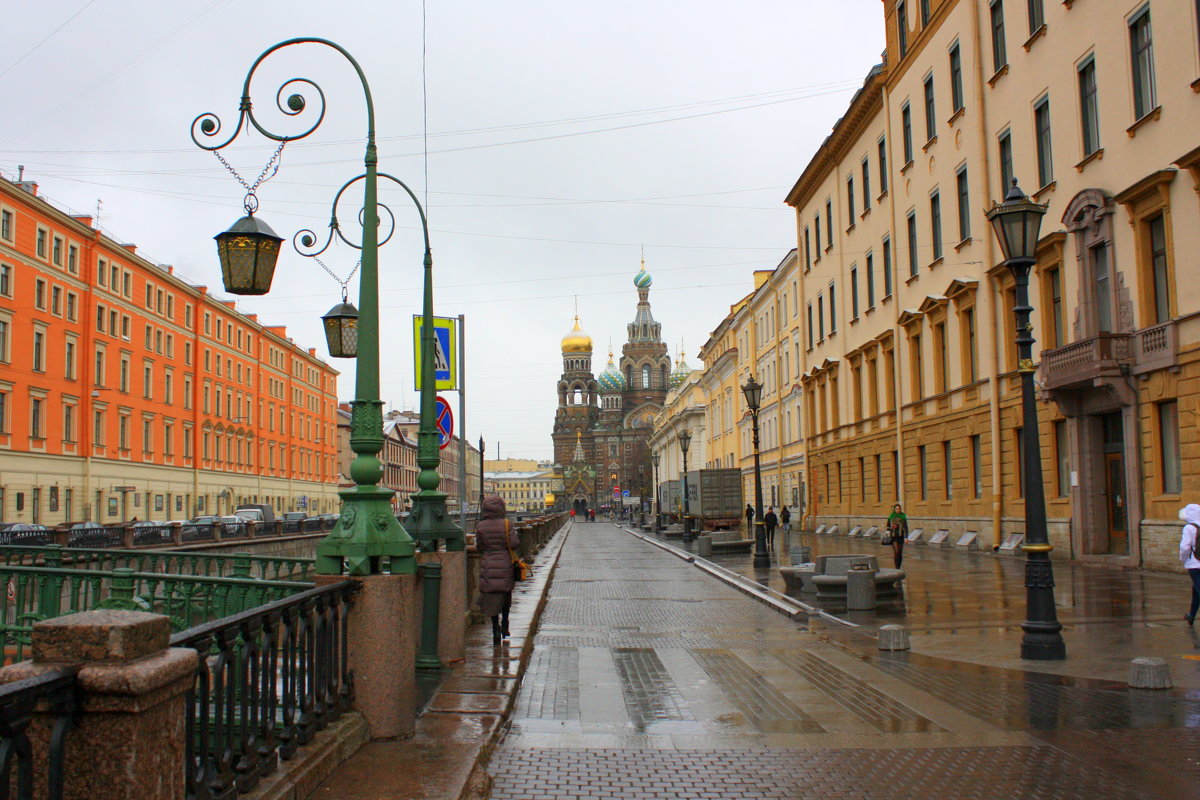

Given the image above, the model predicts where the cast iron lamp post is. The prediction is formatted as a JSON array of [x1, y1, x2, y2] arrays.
[[651, 452, 661, 534], [986, 179, 1065, 661], [742, 376, 769, 568], [678, 429, 693, 542], [191, 38, 461, 576]]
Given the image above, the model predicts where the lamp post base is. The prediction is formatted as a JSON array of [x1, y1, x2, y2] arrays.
[[316, 486, 415, 575], [1021, 553, 1066, 660], [406, 490, 465, 552], [1020, 628, 1067, 661], [752, 522, 770, 569]]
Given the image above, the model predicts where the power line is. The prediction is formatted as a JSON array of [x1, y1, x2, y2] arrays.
[[0, 0, 99, 80]]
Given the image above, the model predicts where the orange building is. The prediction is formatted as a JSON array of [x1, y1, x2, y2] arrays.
[[0, 173, 340, 524]]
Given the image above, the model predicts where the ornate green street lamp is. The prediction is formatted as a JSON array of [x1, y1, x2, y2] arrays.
[[742, 376, 769, 568], [678, 429, 693, 543], [986, 179, 1064, 660], [191, 38, 462, 576]]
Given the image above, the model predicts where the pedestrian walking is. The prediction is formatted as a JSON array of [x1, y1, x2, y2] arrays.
[[570, 508, 576, 520], [745, 503, 754, 532], [475, 494, 520, 644], [763, 506, 778, 550], [885, 503, 908, 569], [1180, 504, 1200, 625], [780, 506, 791, 536], [588, 508, 595, 522]]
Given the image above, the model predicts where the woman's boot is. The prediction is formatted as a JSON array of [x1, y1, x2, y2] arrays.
[[501, 609, 511, 638], [491, 616, 502, 645]]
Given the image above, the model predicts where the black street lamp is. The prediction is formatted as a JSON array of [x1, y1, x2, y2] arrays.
[[651, 452, 661, 534], [742, 376, 769, 568], [678, 429, 693, 542], [986, 179, 1065, 661]]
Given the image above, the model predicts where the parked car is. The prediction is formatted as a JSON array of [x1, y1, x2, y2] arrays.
[[281, 511, 307, 522], [234, 504, 276, 524], [66, 522, 117, 547], [0, 523, 51, 544], [182, 515, 220, 539], [218, 515, 252, 536], [131, 520, 173, 545]]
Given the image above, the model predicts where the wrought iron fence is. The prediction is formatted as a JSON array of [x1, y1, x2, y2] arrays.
[[0, 566, 312, 664], [0, 666, 78, 800], [171, 580, 355, 800], [0, 545, 315, 582]]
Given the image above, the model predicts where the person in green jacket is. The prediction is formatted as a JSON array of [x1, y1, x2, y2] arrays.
[[886, 503, 908, 569]]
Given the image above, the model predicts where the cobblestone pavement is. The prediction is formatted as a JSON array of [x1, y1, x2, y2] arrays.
[[487, 523, 1200, 799]]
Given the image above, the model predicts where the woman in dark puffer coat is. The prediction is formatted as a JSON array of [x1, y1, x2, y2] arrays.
[[476, 494, 520, 644]]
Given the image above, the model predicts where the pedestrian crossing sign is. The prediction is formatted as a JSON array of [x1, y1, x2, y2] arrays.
[[413, 315, 458, 391]]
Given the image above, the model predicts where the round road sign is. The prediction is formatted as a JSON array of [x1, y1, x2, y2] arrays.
[[435, 396, 454, 449]]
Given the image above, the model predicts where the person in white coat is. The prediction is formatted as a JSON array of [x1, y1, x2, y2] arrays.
[[1179, 504, 1200, 625]]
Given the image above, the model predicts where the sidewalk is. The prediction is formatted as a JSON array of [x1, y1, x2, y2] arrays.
[[486, 522, 1200, 800], [686, 527, 1200, 690]]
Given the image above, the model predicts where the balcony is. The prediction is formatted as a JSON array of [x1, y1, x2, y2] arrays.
[[1041, 321, 1177, 391]]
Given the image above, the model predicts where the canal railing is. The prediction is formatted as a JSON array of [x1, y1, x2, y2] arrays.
[[0, 545, 315, 582]]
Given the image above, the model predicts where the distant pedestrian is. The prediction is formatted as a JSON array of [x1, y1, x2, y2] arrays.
[[570, 508, 576, 520], [589, 508, 595, 522], [763, 506, 778, 550], [1180, 504, 1200, 625], [745, 503, 754, 526], [475, 495, 519, 644], [780, 506, 791, 536], [886, 503, 908, 569]]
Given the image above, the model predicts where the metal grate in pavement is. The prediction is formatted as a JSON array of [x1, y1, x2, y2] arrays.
[[690, 648, 824, 734], [772, 648, 943, 733], [513, 646, 579, 721], [612, 648, 695, 729]]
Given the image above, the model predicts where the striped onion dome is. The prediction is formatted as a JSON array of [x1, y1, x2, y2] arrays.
[[598, 352, 626, 393]]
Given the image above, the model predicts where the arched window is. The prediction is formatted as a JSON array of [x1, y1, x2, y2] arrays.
[[642, 365, 651, 388], [572, 388, 583, 405], [661, 365, 669, 387]]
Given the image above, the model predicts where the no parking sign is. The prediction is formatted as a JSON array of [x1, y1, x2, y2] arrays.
[[435, 396, 454, 449]]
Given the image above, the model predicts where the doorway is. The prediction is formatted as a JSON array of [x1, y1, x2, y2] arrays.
[[1101, 412, 1127, 555]]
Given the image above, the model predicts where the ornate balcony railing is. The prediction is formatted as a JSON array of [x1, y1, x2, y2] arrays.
[[0, 666, 78, 800], [1040, 332, 1133, 390], [171, 580, 356, 800], [1131, 320, 1178, 375]]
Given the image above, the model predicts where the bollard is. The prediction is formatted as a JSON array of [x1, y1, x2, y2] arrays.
[[1129, 656, 1172, 689], [846, 564, 877, 611], [696, 534, 713, 558], [878, 624, 911, 650], [416, 562, 444, 671]]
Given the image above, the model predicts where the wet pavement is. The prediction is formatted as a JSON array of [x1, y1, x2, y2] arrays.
[[487, 522, 1200, 800]]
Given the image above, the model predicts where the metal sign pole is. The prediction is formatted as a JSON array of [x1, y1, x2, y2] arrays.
[[458, 313, 467, 528]]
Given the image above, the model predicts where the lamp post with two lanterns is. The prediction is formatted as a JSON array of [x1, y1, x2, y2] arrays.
[[192, 38, 461, 576], [742, 376, 769, 569]]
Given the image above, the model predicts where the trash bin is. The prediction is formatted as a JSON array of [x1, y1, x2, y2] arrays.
[[696, 534, 713, 558], [846, 563, 877, 611]]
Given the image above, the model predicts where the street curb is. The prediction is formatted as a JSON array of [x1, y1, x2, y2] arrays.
[[620, 525, 858, 629], [459, 522, 572, 800]]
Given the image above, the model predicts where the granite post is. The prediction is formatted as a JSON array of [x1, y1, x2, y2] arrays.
[[315, 572, 418, 740], [0, 610, 198, 800]]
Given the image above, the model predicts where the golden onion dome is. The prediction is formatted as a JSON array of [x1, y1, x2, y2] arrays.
[[561, 315, 593, 353]]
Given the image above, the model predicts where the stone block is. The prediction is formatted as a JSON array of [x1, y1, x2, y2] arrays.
[[827, 525, 840, 536], [1129, 657, 1173, 689], [878, 624, 910, 651], [863, 526, 879, 540], [847, 526, 862, 537], [999, 533, 1025, 554], [696, 534, 713, 558], [927, 529, 949, 546], [815, 524, 827, 535], [32, 610, 170, 663], [907, 527, 924, 543], [955, 532, 979, 550], [789, 545, 812, 565]]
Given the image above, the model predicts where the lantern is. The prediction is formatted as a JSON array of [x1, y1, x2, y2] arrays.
[[321, 298, 360, 358], [985, 180, 1048, 264], [213, 214, 283, 295]]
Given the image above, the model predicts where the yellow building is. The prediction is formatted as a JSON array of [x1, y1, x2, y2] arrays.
[[484, 467, 563, 513], [782, 0, 1200, 570]]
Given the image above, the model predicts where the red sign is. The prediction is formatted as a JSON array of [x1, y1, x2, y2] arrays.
[[435, 396, 454, 450]]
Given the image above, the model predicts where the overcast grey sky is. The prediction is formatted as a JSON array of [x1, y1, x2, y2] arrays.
[[2, 1, 883, 459]]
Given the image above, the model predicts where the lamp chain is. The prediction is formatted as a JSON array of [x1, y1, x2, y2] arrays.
[[212, 139, 287, 214], [315, 256, 361, 296]]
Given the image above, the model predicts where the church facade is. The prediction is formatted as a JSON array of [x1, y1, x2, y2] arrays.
[[552, 265, 683, 512]]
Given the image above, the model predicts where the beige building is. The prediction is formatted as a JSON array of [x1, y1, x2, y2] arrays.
[[485, 466, 563, 513], [648, 351, 707, 513], [780, 0, 1200, 570]]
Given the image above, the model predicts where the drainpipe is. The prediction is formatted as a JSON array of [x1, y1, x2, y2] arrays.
[[879, 78, 906, 514]]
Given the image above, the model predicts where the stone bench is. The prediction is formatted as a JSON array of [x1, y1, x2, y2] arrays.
[[906, 527, 924, 544], [847, 526, 862, 538], [863, 526, 879, 540], [826, 525, 840, 536], [814, 524, 828, 535], [779, 564, 817, 594], [810, 553, 903, 598]]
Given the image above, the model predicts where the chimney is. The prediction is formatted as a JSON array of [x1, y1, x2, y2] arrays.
[[15, 165, 38, 196]]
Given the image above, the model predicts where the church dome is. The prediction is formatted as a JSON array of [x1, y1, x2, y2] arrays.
[[669, 352, 692, 388], [633, 266, 652, 289], [560, 316, 593, 353], [598, 352, 626, 393]]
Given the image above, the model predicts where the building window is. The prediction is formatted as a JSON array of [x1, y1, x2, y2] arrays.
[[851, 266, 860, 319], [1078, 58, 1100, 157], [883, 236, 893, 297], [52, 237, 63, 266], [1147, 213, 1171, 324], [0, 264, 9, 297], [34, 279, 46, 310], [847, 176, 856, 221], [0, 318, 8, 364], [1028, 0, 1044, 33], [818, 295, 825, 341], [825, 199, 833, 246], [815, 213, 821, 254], [828, 282, 837, 334], [959, 306, 976, 383], [921, 0, 931, 25], [51, 287, 61, 315], [32, 330, 45, 372], [30, 397, 44, 439], [1160, 400, 1181, 494], [36, 228, 47, 259], [971, 434, 982, 498], [807, 303, 814, 348], [1054, 420, 1070, 498], [930, 190, 943, 261], [1034, 96, 1053, 187], [901, 102, 914, 164], [0, 210, 11, 242], [933, 321, 949, 393], [66, 292, 76, 321], [990, 0, 1007, 73], [804, 226, 811, 269], [1130, 6, 1156, 120], [862, 158, 872, 212], [1046, 266, 1064, 347], [898, 0, 909, 56], [63, 404, 75, 443], [923, 73, 936, 141], [906, 211, 919, 277], [93, 409, 104, 446], [910, 333, 924, 399], [1092, 243, 1113, 332], [998, 130, 1014, 195], [67, 244, 77, 274], [0, 390, 6, 433], [955, 166, 971, 242], [65, 339, 76, 379], [866, 252, 876, 309], [943, 440, 953, 499], [878, 137, 888, 193], [949, 43, 964, 113], [918, 444, 928, 500]]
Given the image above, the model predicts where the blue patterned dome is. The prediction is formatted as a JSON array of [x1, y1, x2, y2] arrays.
[[669, 353, 692, 388], [598, 352, 626, 393], [633, 266, 652, 289]]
